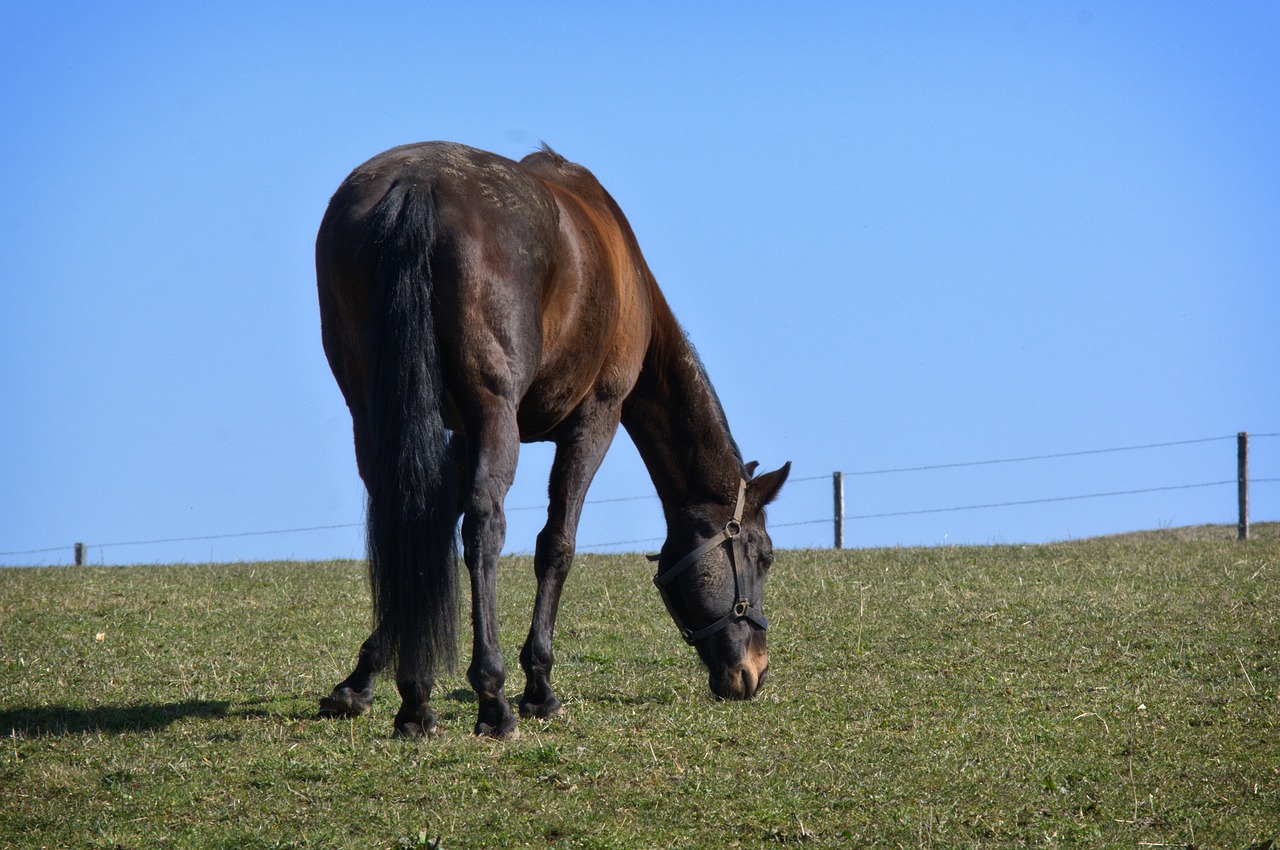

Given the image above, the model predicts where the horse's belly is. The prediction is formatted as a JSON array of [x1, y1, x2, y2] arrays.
[[514, 370, 602, 440]]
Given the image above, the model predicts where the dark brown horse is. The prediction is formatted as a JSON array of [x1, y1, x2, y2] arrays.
[[315, 141, 789, 738]]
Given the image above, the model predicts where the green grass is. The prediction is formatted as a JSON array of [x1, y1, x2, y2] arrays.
[[2, 526, 1277, 848]]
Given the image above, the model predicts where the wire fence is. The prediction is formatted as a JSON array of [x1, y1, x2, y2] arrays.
[[787, 434, 1246, 481], [0, 523, 365, 559], [775, 480, 1245, 527], [572, 432, 1279, 550], [3, 432, 1276, 562]]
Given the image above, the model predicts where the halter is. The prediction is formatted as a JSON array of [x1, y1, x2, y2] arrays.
[[648, 478, 769, 644]]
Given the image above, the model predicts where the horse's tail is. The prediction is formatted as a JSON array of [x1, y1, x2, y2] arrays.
[[360, 180, 458, 679]]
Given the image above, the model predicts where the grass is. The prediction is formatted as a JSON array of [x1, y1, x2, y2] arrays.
[[1, 524, 1277, 848]]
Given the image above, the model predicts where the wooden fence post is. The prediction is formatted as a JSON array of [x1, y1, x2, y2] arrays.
[[74, 542, 86, 566], [833, 471, 845, 549], [1238, 432, 1249, 541]]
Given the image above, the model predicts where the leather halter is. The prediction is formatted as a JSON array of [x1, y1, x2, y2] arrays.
[[649, 478, 769, 644]]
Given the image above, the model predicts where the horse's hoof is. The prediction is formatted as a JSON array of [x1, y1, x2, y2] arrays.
[[393, 704, 439, 737], [393, 719, 439, 738], [518, 695, 564, 720], [319, 687, 373, 718], [475, 718, 520, 740]]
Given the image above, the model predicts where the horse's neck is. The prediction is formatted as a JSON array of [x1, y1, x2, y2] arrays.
[[621, 296, 743, 518]]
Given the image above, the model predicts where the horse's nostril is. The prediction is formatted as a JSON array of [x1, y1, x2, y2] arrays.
[[709, 656, 771, 700], [710, 669, 748, 700]]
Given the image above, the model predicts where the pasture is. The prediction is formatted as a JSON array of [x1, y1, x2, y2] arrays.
[[2, 527, 1276, 848]]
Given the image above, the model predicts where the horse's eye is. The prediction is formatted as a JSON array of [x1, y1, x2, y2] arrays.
[[760, 551, 775, 570]]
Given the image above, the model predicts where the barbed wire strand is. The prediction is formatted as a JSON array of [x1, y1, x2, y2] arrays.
[[507, 493, 656, 512], [0, 523, 362, 557], [839, 435, 1239, 477], [784, 433, 1278, 484]]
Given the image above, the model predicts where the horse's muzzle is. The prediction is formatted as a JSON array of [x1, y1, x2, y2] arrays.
[[709, 651, 769, 700]]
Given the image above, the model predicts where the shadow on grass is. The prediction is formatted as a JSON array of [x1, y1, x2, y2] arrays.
[[443, 688, 478, 704], [1, 700, 230, 737]]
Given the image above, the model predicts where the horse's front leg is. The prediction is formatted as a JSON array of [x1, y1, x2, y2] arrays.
[[519, 411, 620, 720], [461, 410, 521, 739]]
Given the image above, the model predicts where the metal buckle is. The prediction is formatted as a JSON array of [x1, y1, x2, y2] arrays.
[[725, 519, 742, 538], [733, 598, 750, 618]]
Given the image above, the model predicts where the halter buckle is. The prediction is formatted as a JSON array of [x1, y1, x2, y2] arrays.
[[733, 598, 750, 618]]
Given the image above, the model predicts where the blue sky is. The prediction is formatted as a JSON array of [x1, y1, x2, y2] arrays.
[[2, 2, 1276, 566]]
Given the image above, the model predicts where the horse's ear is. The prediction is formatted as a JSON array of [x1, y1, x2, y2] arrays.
[[747, 461, 791, 510], [744, 460, 760, 477]]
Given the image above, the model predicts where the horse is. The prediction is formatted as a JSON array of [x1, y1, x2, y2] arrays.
[[315, 141, 790, 738]]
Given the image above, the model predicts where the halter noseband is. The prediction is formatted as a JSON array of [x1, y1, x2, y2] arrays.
[[649, 478, 769, 645]]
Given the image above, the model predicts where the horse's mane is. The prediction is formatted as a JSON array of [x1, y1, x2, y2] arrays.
[[656, 319, 744, 469], [536, 141, 567, 164]]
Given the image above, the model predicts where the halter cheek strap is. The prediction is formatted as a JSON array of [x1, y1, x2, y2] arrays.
[[649, 479, 769, 644]]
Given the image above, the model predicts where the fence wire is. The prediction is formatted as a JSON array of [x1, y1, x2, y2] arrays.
[[3, 433, 1275, 559], [773, 480, 1280, 528]]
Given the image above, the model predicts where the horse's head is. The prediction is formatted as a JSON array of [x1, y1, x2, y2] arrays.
[[652, 462, 791, 700]]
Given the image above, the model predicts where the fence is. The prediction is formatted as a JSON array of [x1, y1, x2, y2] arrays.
[[2, 431, 1276, 565], [825, 432, 1266, 548]]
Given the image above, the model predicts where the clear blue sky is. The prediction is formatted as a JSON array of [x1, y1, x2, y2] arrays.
[[2, 2, 1277, 566]]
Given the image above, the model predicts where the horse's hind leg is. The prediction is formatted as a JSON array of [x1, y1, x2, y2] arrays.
[[459, 405, 522, 738], [519, 411, 619, 719], [393, 671, 438, 737], [319, 400, 388, 719], [320, 628, 386, 718], [393, 433, 466, 737]]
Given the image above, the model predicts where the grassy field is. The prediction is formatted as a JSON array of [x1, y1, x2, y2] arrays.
[[2, 526, 1277, 848]]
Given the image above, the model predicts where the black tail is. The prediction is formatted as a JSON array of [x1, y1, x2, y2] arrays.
[[360, 180, 458, 679]]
